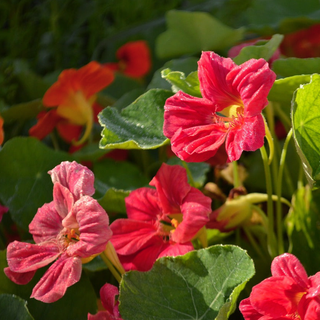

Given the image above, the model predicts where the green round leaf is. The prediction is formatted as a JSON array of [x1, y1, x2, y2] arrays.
[[0, 294, 34, 320], [119, 245, 255, 320]]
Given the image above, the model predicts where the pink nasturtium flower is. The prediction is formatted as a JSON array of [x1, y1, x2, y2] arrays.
[[240, 253, 320, 319], [110, 163, 212, 272], [29, 62, 114, 145], [5, 161, 112, 303], [0, 114, 4, 146], [88, 283, 123, 320], [163, 51, 276, 163]]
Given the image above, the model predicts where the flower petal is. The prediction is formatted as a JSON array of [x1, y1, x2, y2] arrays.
[[225, 114, 265, 162], [29, 201, 63, 243], [53, 182, 75, 219], [198, 51, 240, 110], [227, 58, 276, 117], [66, 196, 111, 257], [149, 163, 191, 214], [7, 241, 60, 273], [164, 91, 216, 139], [239, 298, 267, 320], [271, 253, 309, 289], [100, 283, 121, 317], [4, 267, 36, 285], [250, 276, 305, 317], [49, 161, 95, 200], [110, 219, 158, 255], [172, 188, 211, 243], [31, 255, 82, 303], [125, 187, 162, 221]]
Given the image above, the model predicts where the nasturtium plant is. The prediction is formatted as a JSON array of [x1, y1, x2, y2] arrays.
[[273, 58, 320, 77], [119, 245, 255, 320], [292, 73, 320, 188], [99, 89, 172, 150], [156, 10, 244, 59]]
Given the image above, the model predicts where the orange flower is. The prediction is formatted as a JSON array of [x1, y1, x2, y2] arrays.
[[104, 40, 151, 78], [29, 62, 114, 145], [0, 115, 4, 146]]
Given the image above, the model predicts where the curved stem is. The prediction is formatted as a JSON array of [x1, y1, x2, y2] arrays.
[[260, 145, 277, 257], [276, 128, 293, 254], [100, 252, 122, 283], [182, 161, 196, 187]]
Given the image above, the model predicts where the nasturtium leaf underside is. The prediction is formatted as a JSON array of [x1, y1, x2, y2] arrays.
[[0, 137, 74, 230], [233, 34, 283, 65], [0, 250, 97, 320], [0, 294, 34, 320], [161, 69, 201, 97], [291, 73, 320, 188], [273, 58, 320, 77], [119, 245, 255, 320], [156, 10, 244, 59], [99, 89, 172, 150]]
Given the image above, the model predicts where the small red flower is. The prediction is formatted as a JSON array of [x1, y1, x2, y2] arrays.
[[239, 253, 320, 319], [104, 40, 151, 78], [110, 163, 212, 271], [88, 283, 123, 320], [5, 161, 112, 303], [280, 24, 320, 58], [163, 51, 276, 163], [29, 62, 114, 145]]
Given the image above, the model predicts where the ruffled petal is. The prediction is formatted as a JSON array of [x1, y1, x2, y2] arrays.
[[100, 283, 121, 317], [149, 163, 190, 214], [53, 182, 75, 219], [172, 188, 211, 243], [125, 187, 162, 221], [48, 161, 95, 200], [110, 219, 158, 255], [56, 121, 82, 143], [7, 241, 60, 272], [29, 109, 61, 140], [31, 255, 82, 303], [271, 253, 309, 289], [298, 295, 320, 320], [225, 114, 265, 162], [164, 91, 216, 139], [227, 58, 276, 117], [250, 276, 305, 318], [157, 241, 194, 259], [66, 196, 111, 257], [29, 201, 63, 243], [4, 267, 36, 285], [170, 124, 227, 162], [198, 51, 240, 110]]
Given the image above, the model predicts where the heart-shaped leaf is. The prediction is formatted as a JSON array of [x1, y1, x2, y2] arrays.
[[99, 89, 172, 150], [119, 245, 255, 320]]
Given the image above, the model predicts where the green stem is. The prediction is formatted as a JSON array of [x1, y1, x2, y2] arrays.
[[243, 227, 267, 262], [276, 128, 293, 254], [232, 161, 240, 188], [100, 252, 122, 283], [260, 145, 277, 257], [182, 161, 196, 187]]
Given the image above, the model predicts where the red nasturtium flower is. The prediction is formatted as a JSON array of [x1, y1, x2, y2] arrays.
[[163, 51, 276, 163], [5, 161, 112, 303], [29, 62, 114, 145], [280, 24, 320, 58], [240, 253, 320, 319], [110, 163, 212, 272], [88, 283, 123, 320], [104, 40, 151, 78]]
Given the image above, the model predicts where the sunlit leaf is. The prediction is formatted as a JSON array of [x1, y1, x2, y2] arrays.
[[99, 89, 172, 150], [291, 73, 320, 188], [156, 10, 244, 59], [120, 245, 255, 320]]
